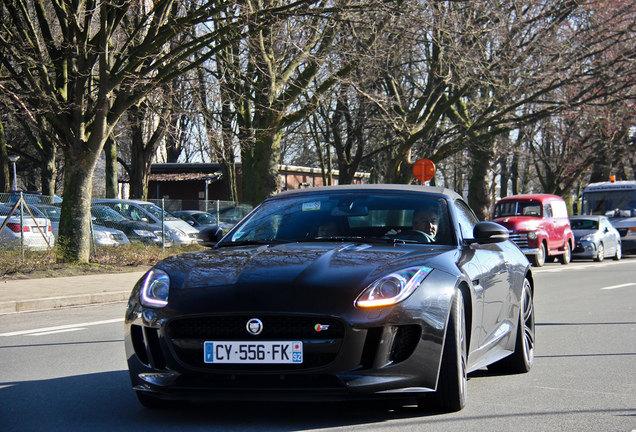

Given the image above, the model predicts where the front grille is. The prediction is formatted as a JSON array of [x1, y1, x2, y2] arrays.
[[509, 232, 529, 249], [618, 228, 628, 237], [167, 315, 345, 371]]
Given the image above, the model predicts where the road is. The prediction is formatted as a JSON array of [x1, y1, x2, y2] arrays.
[[1, 259, 635, 432]]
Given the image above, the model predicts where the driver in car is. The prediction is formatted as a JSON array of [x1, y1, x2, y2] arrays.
[[386, 203, 440, 241], [412, 207, 439, 239]]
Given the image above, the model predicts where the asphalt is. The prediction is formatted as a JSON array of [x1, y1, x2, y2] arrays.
[[0, 270, 150, 314]]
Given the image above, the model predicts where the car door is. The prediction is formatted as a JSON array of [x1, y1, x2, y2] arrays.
[[600, 218, 618, 256], [543, 203, 558, 251], [454, 200, 511, 364]]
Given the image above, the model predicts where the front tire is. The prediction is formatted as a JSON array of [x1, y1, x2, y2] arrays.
[[418, 290, 467, 412], [529, 243, 546, 267], [594, 243, 605, 262], [558, 242, 571, 265], [488, 278, 535, 374]]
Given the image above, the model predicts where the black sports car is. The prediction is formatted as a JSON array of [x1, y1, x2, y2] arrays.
[[125, 185, 535, 412]]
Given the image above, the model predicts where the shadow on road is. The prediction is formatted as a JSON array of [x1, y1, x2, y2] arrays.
[[0, 370, 442, 431]]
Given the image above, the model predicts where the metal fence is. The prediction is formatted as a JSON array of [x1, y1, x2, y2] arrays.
[[0, 192, 251, 260]]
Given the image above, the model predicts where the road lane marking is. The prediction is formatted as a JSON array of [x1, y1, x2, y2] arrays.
[[0, 318, 123, 337], [601, 283, 636, 290], [532, 259, 634, 273], [28, 327, 87, 336]]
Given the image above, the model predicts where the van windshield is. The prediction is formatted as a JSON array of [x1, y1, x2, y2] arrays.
[[494, 201, 542, 218]]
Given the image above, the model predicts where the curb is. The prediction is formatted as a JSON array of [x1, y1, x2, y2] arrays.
[[0, 291, 130, 314]]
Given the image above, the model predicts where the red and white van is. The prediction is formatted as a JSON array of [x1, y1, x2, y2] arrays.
[[493, 194, 574, 267]]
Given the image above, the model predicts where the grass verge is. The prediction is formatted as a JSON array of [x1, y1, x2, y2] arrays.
[[0, 243, 205, 280]]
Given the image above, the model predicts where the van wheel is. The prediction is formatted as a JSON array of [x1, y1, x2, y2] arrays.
[[529, 243, 545, 267], [558, 242, 571, 265]]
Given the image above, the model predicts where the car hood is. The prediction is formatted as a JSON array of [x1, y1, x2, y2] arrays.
[[572, 229, 598, 240], [154, 242, 456, 313], [493, 216, 542, 231], [165, 219, 199, 234]]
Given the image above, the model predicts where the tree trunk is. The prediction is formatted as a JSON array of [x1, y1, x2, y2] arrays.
[[0, 120, 9, 193], [128, 105, 153, 200], [39, 139, 57, 198], [104, 135, 118, 198], [57, 155, 96, 262], [241, 129, 283, 206], [468, 140, 495, 221]]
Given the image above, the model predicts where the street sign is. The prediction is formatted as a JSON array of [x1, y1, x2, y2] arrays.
[[413, 158, 436, 182]]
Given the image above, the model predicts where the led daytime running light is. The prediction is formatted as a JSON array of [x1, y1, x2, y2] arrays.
[[356, 267, 432, 308], [140, 269, 170, 308]]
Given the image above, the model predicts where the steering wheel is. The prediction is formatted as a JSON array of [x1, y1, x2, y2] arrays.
[[392, 230, 434, 243]]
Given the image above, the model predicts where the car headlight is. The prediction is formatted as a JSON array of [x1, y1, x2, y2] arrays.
[[134, 229, 156, 237], [580, 234, 593, 242], [356, 267, 432, 308], [140, 269, 170, 308], [169, 228, 186, 239], [92, 230, 108, 239], [527, 231, 538, 240]]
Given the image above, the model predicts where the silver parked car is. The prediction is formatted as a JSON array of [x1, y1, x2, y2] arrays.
[[570, 215, 622, 261], [92, 199, 199, 246], [0, 203, 55, 250]]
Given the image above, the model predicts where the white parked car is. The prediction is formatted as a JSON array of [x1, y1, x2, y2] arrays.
[[92, 199, 199, 246], [0, 203, 55, 251]]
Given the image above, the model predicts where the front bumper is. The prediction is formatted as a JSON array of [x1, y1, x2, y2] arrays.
[[124, 271, 458, 402], [517, 247, 540, 257], [572, 241, 598, 259]]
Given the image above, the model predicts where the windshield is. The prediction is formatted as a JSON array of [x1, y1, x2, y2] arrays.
[[582, 190, 636, 218], [191, 212, 218, 225], [219, 191, 454, 246], [494, 200, 542, 218], [35, 206, 61, 221], [92, 206, 128, 222], [571, 219, 598, 230], [138, 203, 179, 221]]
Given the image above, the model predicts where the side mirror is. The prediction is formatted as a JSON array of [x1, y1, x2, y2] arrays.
[[197, 225, 224, 247], [466, 221, 509, 244]]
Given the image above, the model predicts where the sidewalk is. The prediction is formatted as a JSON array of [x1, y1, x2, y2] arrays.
[[0, 270, 149, 314]]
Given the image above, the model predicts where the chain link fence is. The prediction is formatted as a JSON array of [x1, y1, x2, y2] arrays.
[[0, 192, 251, 262]]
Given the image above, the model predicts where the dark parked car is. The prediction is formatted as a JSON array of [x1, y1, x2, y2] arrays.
[[570, 215, 622, 261], [91, 206, 170, 247], [92, 199, 199, 246], [172, 210, 232, 232], [34, 204, 130, 248], [125, 185, 535, 412]]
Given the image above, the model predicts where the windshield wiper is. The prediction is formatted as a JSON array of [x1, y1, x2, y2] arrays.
[[300, 236, 405, 245], [216, 239, 292, 248]]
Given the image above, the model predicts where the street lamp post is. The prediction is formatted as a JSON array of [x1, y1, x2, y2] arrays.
[[204, 178, 212, 212], [8, 155, 19, 190]]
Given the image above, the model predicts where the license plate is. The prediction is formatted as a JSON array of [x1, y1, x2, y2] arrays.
[[203, 341, 303, 364]]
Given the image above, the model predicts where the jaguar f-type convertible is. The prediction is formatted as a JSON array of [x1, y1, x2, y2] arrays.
[[125, 185, 535, 412]]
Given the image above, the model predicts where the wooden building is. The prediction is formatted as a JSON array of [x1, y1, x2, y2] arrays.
[[120, 163, 369, 208]]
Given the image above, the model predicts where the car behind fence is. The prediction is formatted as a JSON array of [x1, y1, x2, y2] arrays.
[[0, 192, 251, 261]]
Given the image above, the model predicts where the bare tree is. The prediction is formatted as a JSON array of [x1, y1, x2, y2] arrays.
[[0, 0, 316, 262]]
